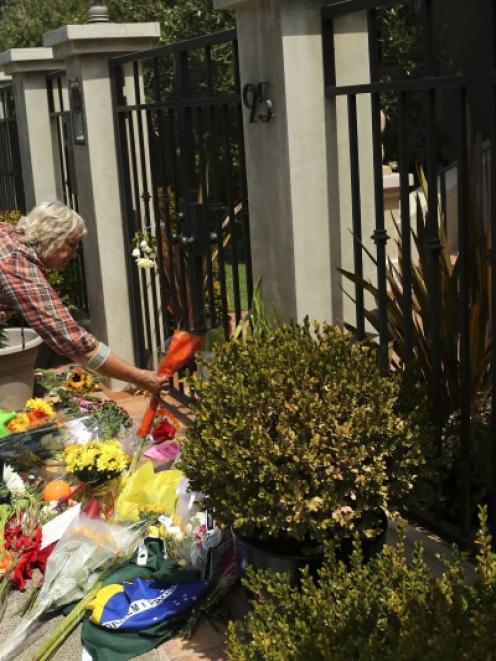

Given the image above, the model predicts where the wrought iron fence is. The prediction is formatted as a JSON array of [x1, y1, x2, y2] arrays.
[[0, 84, 25, 214], [323, 0, 496, 544], [46, 71, 88, 314], [110, 30, 253, 371]]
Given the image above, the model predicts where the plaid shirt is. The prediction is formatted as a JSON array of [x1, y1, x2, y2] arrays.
[[0, 223, 97, 357]]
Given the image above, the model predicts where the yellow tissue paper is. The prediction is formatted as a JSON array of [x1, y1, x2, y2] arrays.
[[114, 461, 184, 522]]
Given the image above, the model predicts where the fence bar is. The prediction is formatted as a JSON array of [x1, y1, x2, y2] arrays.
[[489, 81, 496, 538], [111, 65, 147, 366], [456, 85, 471, 535], [126, 107, 154, 361], [234, 39, 253, 310], [0, 86, 25, 213], [221, 103, 242, 324], [194, 105, 217, 328], [421, 0, 434, 76], [166, 106, 190, 331], [398, 91, 413, 362], [347, 93, 365, 339], [207, 104, 230, 338], [132, 59, 161, 353], [368, 8, 389, 367], [425, 85, 442, 424]]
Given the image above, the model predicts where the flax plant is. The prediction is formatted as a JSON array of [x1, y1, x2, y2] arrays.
[[340, 138, 491, 422]]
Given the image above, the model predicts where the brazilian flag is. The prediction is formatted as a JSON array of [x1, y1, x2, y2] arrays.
[[81, 538, 209, 661]]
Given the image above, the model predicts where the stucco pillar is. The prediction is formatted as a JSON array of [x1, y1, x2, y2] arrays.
[[0, 48, 62, 210], [215, 0, 333, 324], [43, 22, 160, 386]]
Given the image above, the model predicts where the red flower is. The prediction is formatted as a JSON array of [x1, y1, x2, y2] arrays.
[[5, 524, 55, 590], [151, 419, 176, 443]]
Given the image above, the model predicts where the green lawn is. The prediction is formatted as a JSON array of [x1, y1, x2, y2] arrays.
[[225, 261, 248, 311]]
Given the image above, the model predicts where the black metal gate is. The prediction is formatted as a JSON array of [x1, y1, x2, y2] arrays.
[[324, 0, 496, 543], [110, 30, 252, 368], [46, 71, 88, 314], [0, 84, 25, 213]]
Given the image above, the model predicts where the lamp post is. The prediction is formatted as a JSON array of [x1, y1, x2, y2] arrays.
[[88, 1, 110, 23]]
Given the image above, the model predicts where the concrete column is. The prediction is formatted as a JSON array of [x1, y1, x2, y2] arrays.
[[215, 1, 378, 329], [43, 22, 160, 386], [0, 48, 63, 210], [215, 0, 333, 324]]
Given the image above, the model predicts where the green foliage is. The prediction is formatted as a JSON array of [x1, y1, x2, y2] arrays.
[[179, 320, 427, 545], [234, 279, 273, 341], [0, 210, 22, 225], [88, 401, 132, 440], [227, 506, 496, 661], [0, 0, 234, 51]]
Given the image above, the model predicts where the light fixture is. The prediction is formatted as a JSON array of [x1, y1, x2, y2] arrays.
[[69, 78, 86, 145]]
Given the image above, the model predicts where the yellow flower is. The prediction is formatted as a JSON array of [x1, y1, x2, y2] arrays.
[[63, 438, 129, 480], [25, 398, 55, 418], [66, 368, 95, 392], [7, 413, 30, 433]]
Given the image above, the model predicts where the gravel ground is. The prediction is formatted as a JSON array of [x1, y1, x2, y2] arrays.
[[0, 585, 82, 661]]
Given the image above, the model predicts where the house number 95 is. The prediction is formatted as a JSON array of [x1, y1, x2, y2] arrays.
[[242, 82, 274, 123]]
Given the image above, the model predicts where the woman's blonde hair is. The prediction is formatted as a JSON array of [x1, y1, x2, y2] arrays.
[[16, 202, 87, 259]]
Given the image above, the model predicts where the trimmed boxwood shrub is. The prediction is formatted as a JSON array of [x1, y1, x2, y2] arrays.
[[227, 508, 496, 661], [179, 320, 427, 545]]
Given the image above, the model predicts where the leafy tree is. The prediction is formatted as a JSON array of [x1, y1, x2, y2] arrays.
[[0, 0, 234, 51]]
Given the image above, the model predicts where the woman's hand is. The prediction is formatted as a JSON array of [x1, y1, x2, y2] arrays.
[[134, 370, 170, 399]]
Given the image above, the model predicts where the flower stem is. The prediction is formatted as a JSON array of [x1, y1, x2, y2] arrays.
[[32, 581, 103, 661]]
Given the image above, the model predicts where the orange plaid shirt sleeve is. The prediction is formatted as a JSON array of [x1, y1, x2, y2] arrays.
[[0, 223, 97, 357]]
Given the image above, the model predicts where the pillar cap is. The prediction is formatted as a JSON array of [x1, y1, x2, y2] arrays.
[[88, 2, 110, 23], [43, 23, 161, 59], [0, 47, 63, 74]]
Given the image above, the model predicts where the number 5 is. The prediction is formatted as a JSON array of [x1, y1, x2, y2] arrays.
[[242, 82, 274, 124]]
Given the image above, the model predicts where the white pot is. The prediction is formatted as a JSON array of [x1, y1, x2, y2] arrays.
[[0, 328, 43, 409]]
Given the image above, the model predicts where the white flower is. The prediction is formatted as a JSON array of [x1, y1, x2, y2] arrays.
[[139, 239, 149, 250], [136, 257, 156, 269], [3, 464, 25, 494], [131, 248, 140, 258], [144, 245, 153, 254]]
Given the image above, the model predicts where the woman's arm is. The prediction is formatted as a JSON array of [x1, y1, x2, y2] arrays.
[[72, 345, 169, 397]]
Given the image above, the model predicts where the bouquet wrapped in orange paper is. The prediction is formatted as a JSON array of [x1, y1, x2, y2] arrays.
[[137, 330, 204, 437]]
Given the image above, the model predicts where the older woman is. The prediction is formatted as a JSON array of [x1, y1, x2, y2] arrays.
[[0, 201, 167, 395]]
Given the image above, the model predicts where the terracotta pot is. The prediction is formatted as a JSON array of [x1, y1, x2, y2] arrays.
[[0, 328, 43, 409]]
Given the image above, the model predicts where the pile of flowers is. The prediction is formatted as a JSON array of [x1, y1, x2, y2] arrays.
[[64, 439, 130, 486], [6, 398, 56, 434]]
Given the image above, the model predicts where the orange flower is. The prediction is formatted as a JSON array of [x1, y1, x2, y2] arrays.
[[0, 550, 14, 575], [27, 409, 49, 425]]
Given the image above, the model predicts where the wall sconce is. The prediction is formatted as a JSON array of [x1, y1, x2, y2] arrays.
[[69, 78, 86, 145]]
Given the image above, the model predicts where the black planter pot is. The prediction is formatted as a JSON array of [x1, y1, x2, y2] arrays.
[[233, 509, 388, 585]]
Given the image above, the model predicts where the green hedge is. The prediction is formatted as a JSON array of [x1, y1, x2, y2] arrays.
[[227, 507, 496, 661]]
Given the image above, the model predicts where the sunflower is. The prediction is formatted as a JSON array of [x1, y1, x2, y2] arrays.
[[25, 398, 55, 418], [7, 413, 30, 433], [66, 367, 94, 392]]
